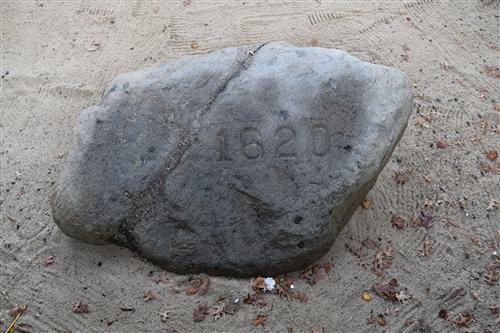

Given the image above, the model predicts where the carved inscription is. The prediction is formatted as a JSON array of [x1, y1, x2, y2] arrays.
[[275, 126, 296, 158], [215, 120, 335, 161]]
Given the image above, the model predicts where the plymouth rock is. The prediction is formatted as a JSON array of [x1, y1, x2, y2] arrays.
[[51, 42, 413, 276]]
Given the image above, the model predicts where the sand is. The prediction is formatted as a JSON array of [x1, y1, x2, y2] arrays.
[[1, 0, 499, 332]]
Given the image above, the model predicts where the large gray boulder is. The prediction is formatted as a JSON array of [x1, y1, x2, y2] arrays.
[[51, 42, 412, 276]]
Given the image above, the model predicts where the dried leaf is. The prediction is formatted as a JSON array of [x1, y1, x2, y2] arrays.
[[367, 315, 386, 326], [43, 256, 55, 266], [372, 245, 394, 276], [251, 277, 266, 291], [449, 287, 466, 299], [152, 271, 168, 284], [438, 309, 449, 319], [9, 304, 25, 317], [418, 237, 433, 257], [193, 303, 209, 322], [243, 292, 267, 307], [300, 264, 330, 285], [212, 298, 227, 320], [486, 66, 500, 78], [73, 301, 90, 314], [251, 313, 267, 326], [310, 38, 319, 47], [436, 138, 449, 149], [362, 238, 378, 249], [310, 326, 325, 333], [191, 41, 198, 49], [485, 150, 498, 161], [484, 260, 499, 285], [143, 290, 156, 302], [373, 279, 400, 302], [454, 312, 474, 327], [199, 276, 210, 295], [391, 215, 405, 230], [362, 291, 372, 301], [414, 211, 435, 228], [394, 171, 409, 185], [487, 199, 500, 211], [211, 297, 238, 320], [396, 291, 411, 303], [361, 199, 372, 209], [186, 287, 199, 296], [160, 310, 170, 322]]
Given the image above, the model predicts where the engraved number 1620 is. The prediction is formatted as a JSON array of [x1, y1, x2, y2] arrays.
[[215, 124, 330, 161]]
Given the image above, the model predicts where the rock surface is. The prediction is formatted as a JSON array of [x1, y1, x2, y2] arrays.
[[51, 42, 413, 276]]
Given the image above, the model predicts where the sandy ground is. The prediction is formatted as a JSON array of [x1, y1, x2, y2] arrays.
[[1, 0, 499, 332]]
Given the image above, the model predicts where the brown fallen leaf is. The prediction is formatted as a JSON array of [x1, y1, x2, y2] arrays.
[[418, 237, 433, 257], [73, 301, 90, 314], [43, 256, 55, 266], [250, 276, 266, 291], [211, 297, 238, 320], [438, 309, 449, 319], [143, 290, 156, 302], [191, 41, 198, 49], [251, 313, 267, 326], [479, 161, 500, 174], [372, 245, 394, 276], [485, 150, 498, 161], [391, 215, 405, 230], [310, 38, 319, 47], [362, 238, 378, 249], [394, 171, 409, 185], [151, 271, 168, 284], [487, 199, 500, 211], [211, 298, 227, 320], [367, 315, 386, 326], [9, 304, 26, 317], [443, 218, 460, 228], [436, 138, 449, 149], [454, 312, 474, 327], [484, 260, 499, 285], [486, 66, 500, 78], [373, 278, 400, 301], [449, 287, 466, 299], [199, 275, 210, 295], [243, 292, 267, 307], [193, 303, 209, 322], [361, 199, 372, 209], [310, 326, 325, 333], [414, 211, 435, 228], [186, 287, 198, 296], [300, 263, 332, 285]]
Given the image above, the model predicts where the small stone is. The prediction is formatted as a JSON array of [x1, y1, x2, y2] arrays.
[[51, 42, 413, 276]]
